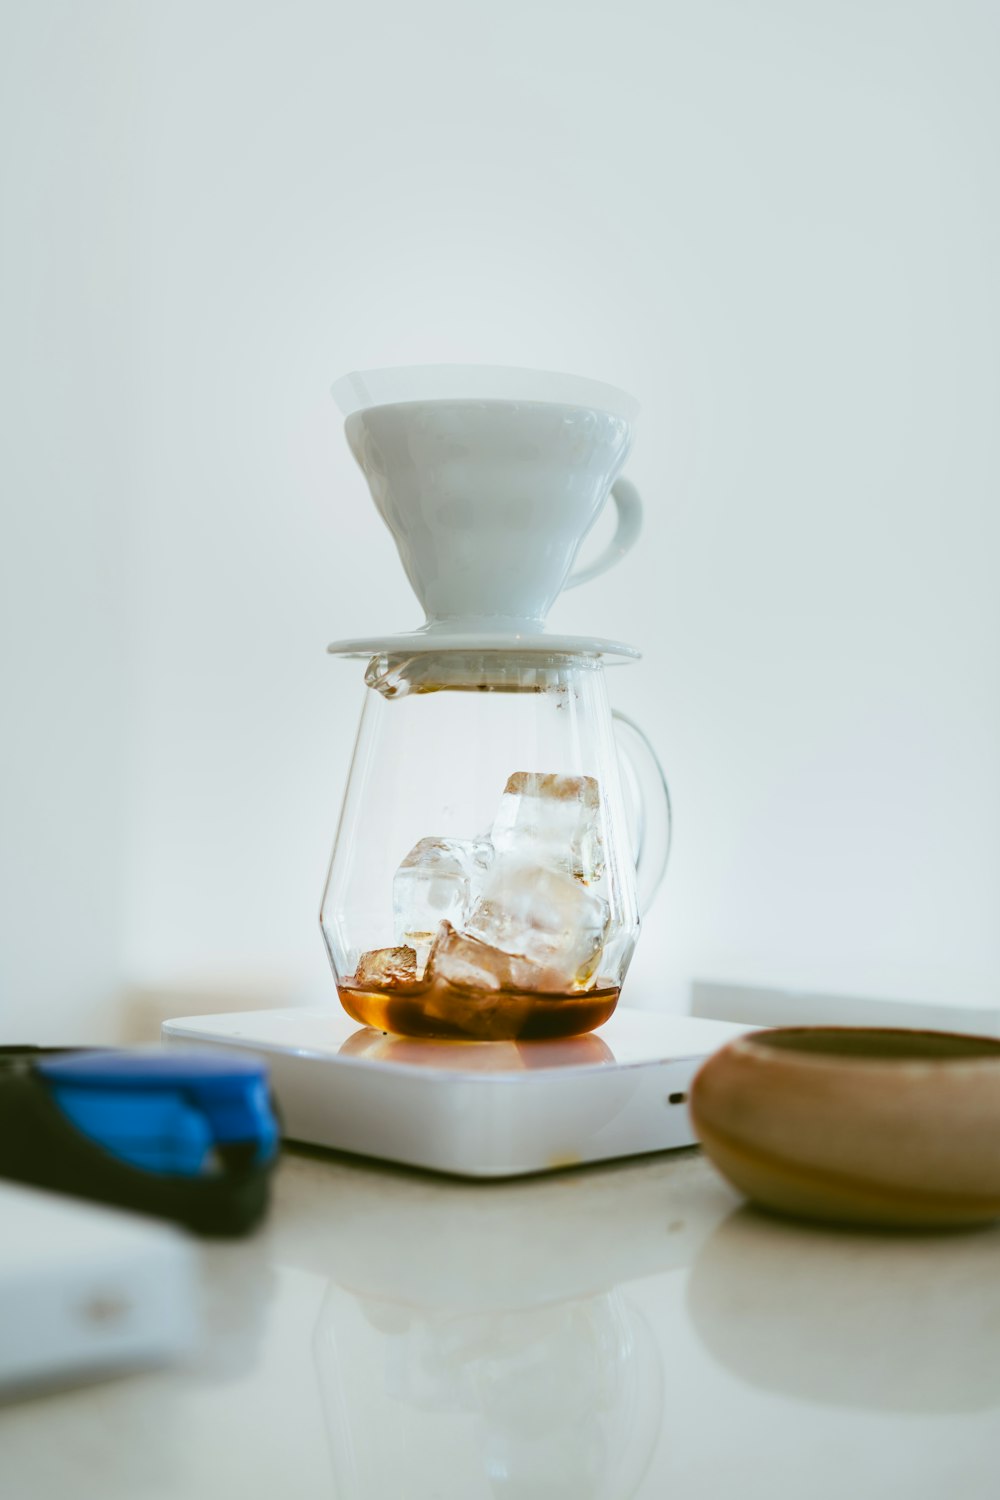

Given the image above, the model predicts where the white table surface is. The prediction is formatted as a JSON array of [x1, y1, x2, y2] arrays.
[[2, 1143, 997, 1499]]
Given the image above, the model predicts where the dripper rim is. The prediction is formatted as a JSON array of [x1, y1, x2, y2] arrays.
[[331, 364, 640, 424]]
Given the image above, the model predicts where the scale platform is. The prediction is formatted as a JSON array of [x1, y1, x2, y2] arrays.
[[162, 1006, 748, 1178]]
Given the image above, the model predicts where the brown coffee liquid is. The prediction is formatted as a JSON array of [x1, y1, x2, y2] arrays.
[[337, 976, 620, 1042]]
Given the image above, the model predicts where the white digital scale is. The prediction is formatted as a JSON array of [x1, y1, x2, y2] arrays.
[[162, 1006, 748, 1178]]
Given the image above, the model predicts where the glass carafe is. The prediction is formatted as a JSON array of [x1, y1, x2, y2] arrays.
[[320, 650, 670, 1041]]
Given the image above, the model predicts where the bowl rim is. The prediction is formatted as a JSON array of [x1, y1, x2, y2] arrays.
[[732, 1025, 1000, 1066]]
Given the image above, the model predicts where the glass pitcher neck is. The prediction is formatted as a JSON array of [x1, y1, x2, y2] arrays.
[[363, 651, 604, 699]]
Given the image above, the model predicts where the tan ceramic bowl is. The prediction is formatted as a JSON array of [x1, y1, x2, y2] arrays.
[[690, 1027, 1000, 1229]]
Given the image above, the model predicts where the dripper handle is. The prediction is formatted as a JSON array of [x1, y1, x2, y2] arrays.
[[564, 478, 643, 590], [612, 710, 672, 916]]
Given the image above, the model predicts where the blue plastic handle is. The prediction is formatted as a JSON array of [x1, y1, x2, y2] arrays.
[[37, 1050, 278, 1178]]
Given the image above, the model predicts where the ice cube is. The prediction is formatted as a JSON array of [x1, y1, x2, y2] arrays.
[[491, 772, 605, 884], [355, 945, 418, 987], [428, 920, 573, 1000], [427, 922, 521, 993], [393, 836, 492, 971], [464, 859, 609, 990], [424, 923, 537, 1036]]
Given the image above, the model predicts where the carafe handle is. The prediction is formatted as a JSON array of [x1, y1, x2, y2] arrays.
[[564, 478, 643, 589], [612, 710, 672, 915]]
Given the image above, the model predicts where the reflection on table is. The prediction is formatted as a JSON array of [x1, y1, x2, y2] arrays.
[[302, 1155, 721, 1500]]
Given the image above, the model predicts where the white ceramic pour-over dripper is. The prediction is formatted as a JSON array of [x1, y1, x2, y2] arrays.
[[331, 365, 643, 637]]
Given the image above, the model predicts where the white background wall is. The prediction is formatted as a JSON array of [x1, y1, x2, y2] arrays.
[[2, 0, 999, 1041]]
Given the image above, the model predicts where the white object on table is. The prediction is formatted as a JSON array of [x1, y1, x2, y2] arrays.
[[692, 978, 1000, 1036], [162, 1005, 749, 1177], [0, 1181, 197, 1398]]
